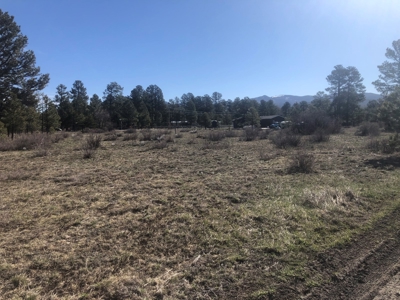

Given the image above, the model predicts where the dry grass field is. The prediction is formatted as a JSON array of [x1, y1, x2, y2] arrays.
[[1, 127, 400, 299]]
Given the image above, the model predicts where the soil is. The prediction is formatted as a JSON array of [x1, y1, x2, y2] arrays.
[[277, 206, 400, 299]]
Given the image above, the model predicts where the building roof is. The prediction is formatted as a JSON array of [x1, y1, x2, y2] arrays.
[[260, 115, 284, 120]]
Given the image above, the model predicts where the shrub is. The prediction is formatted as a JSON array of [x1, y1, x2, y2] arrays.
[[124, 128, 136, 134], [0, 133, 48, 151], [287, 151, 315, 173], [200, 139, 230, 150], [292, 112, 341, 135], [225, 130, 239, 138], [240, 127, 259, 141], [33, 135, 53, 157], [367, 133, 400, 154], [258, 129, 270, 140], [152, 140, 168, 149], [270, 130, 301, 149], [104, 131, 118, 141], [85, 134, 102, 149], [122, 133, 138, 141], [355, 122, 380, 137], [366, 139, 382, 153], [206, 130, 225, 141], [309, 129, 330, 143], [141, 129, 153, 141], [81, 134, 102, 159], [259, 148, 276, 161]]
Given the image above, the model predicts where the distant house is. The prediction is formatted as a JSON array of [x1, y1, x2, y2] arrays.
[[211, 120, 220, 128], [260, 115, 285, 128], [232, 117, 245, 128]]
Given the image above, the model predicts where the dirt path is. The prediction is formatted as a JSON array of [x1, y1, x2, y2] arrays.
[[276, 206, 400, 299]]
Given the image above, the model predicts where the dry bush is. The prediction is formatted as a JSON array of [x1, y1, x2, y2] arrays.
[[124, 128, 136, 134], [258, 129, 270, 140], [85, 134, 102, 149], [175, 133, 183, 138], [224, 129, 239, 138], [0, 133, 47, 151], [200, 139, 230, 150], [33, 135, 53, 157], [104, 132, 118, 141], [292, 112, 341, 135], [164, 135, 174, 143], [309, 129, 330, 143], [122, 133, 138, 141], [240, 127, 259, 141], [141, 129, 153, 141], [366, 139, 382, 153], [206, 130, 225, 141], [287, 151, 315, 173], [259, 148, 277, 161], [355, 122, 380, 137], [367, 133, 400, 154], [81, 134, 102, 159], [151, 140, 168, 149], [270, 130, 301, 149]]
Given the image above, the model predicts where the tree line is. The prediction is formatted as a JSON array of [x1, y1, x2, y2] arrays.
[[1, 8, 400, 137]]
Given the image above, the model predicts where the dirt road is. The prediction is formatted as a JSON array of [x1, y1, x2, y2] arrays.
[[278, 207, 400, 299]]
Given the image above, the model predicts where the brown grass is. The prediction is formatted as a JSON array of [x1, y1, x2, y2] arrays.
[[1, 127, 400, 299]]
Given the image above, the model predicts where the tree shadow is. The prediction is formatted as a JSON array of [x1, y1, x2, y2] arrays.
[[364, 156, 400, 169]]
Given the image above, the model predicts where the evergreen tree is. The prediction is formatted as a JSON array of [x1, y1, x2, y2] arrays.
[[145, 85, 166, 126], [138, 100, 151, 128], [185, 100, 197, 125], [246, 107, 260, 128], [103, 82, 124, 127], [55, 84, 73, 130], [281, 102, 291, 117], [326, 65, 365, 124], [0, 10, 49, 117], [2, 93, 25, 139], [121, 97, 138, 128], [70, 80, 89, 130], [373, 39, 400, 95]]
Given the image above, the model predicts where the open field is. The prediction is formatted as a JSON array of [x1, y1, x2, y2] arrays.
[[1, 127, 400, 299]]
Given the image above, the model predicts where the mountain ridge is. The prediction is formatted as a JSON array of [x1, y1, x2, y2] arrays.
[[253, 93, 381, 108]]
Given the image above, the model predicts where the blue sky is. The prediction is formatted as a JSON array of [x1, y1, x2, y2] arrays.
[[1, 0, 399, 101]]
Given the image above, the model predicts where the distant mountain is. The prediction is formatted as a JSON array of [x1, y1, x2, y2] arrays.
[[253, 93, 381, 108]]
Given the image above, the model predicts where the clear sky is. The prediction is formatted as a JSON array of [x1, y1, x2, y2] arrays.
[[1, 0, 399, 101]]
